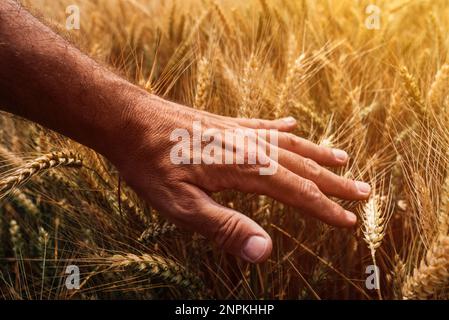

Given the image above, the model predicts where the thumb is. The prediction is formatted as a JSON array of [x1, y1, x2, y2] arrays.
[[187, 187, 272, 263]]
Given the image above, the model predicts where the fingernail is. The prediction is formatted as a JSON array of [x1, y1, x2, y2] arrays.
[[345, 210, 357, 225], [242, 236, 268, 263], [282, 116, 296, 125], [332, 148, 348, 161], [355, 181, 371, 194]]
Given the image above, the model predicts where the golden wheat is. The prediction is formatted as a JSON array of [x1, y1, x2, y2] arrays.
[[399, 66, 426, 118], [106, 253, 204, 294], [0, 0, 447, 300], [428, 64, 449, 113], [0, 151, 82, 195], [193, 56, 212, 110], [402, 235, 449, 299], [438, 171, 449, 235]]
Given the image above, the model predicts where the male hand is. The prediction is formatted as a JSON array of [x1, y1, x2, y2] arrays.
[[109, 95, 371, 263]]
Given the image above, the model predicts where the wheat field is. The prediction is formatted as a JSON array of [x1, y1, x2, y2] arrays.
[[0, 0, 448, 300]]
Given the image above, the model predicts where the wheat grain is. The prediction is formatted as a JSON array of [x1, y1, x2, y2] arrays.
[[107, 190, 149, 225], [275, 53, 306, 118], [139, 221, 177, 244], [293, 101, 326, 130], [392, 254, 406, 299], [9, 219, 24, 256], [399, 66, 426, 117], [193, 56, 212, 110], [438, 171, 449, 235], [0, 151, 82, 195], [11, 189, 39, 216], [37, 226, 49, 260], [428, 64, 449, 112], [240, 54, 260, 117], [427, 13, 444, 56], [394, 124, 418, 145], [402, 235, 449, 299], [0, 145, 24, 166], [361, 194, 387, 257], [107, 253, 204, 295], [213, 2, 233, 36]]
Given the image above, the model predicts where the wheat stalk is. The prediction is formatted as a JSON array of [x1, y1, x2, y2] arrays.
[[402, 235, 449, 299], [0, 151, 82, 195]]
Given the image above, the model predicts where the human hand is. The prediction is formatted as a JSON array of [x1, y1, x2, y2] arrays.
[[107, 94, 371, 263]]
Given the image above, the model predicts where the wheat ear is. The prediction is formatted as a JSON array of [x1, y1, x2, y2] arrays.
[[428, 64, 449, 113], [275, 53, 306, 118], [0, 151, 82, 195], [399, 66, 426, 117], [293, 101, 326, 130], [392, 254, 406, 299], [361, 194, 388, 257], [213, 2, 233, 36], [9, 219, 24, 256], [438, 170, 449, 235], [109, 190, 149, 225], [139, 221, 177, 244], [240, 54, 260, 117], [193, 56, 212, 110], [402, 235, 449, 299], [107, 253, 204, 295], [360, 188, 391, 299], [0, 145, 23, 166], [11, 189, 39, 216]]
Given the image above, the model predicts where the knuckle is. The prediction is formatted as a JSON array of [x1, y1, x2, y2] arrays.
[[330, 202, 346, 220], [255, 119, 265, 128], [299, 180, 322, 202], [340, 178, 354, 192], [257, 151, 271, 166], [285, 133, 297, 148], [248, 118, 262, 128], [304, 158, 321, 178]]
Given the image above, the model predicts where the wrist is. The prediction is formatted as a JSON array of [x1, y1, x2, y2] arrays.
[[92, 80, 167, 169]]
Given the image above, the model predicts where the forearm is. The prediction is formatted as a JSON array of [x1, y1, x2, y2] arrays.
[[0, 0, 150, 160]]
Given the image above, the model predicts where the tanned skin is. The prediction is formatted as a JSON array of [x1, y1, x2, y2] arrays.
[[0, 0, 371, 263]]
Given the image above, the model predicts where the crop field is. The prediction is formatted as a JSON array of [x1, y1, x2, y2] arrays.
[[0, 0, 448, 299]]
